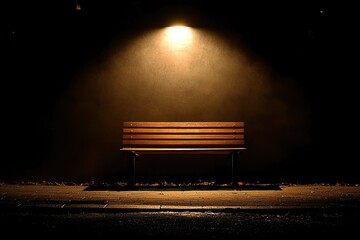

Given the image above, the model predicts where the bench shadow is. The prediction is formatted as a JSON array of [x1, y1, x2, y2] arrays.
[[83, 184, 281, 191]]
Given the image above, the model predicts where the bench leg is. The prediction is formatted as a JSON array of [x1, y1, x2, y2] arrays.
[[231, 151, 239, 187], [128, 151, 138, 186]]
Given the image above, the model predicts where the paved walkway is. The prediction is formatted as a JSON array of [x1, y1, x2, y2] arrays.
[[1, 184, 360, 211]]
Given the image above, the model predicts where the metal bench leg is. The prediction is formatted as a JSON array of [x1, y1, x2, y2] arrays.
[[231, 151, 239, 187], [128, 151, 138, 186]]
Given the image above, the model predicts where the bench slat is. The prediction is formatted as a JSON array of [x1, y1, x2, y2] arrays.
[[123, 134, 244, 140], [124, 151, 235, 155], [121, 147, 246, 151], [123, 122, 244, 128], [120, 147, 246, 155], [123, 128, 244, 133], [123, 140, 244, 146]]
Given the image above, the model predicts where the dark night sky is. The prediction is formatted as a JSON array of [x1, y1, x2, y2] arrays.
[[1, 1, 358, 183]]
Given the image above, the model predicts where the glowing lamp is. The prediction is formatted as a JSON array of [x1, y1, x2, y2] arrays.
[[164, 26, 192, 50]]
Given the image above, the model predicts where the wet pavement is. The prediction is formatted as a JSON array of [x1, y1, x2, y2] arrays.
[[1, 183, 360, 238], [2, 210, 360, 238]]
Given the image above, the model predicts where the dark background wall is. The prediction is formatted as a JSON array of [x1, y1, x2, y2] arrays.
[[2, 1, 358, 183]]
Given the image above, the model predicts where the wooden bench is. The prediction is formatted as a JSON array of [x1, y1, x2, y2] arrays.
[[120, 122, 246, 186]]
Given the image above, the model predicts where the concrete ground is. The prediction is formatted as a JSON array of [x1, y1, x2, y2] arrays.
[[1, 183, 360, 238], [1, 183, 360, 210]]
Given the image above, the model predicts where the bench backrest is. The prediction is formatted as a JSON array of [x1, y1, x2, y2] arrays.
[[122, 122, 244, 148]]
